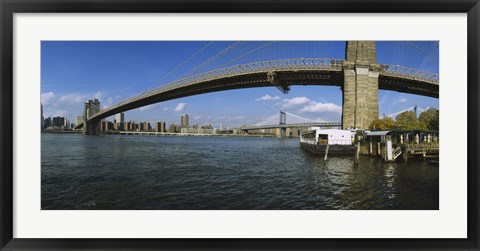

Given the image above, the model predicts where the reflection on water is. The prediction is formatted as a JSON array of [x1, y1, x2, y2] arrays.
[[41, 134, 439, 210]]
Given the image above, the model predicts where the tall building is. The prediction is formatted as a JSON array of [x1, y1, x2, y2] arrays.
[[181, 114, 189, 127], [156, 121, 166, 132], [140, 121, 150, 131], [75, 116, 84, 126], [125, 121, 132, 131], [101, 120, 108, 132], [114, 122, 125, 131], [44, 117, 52, 128], [52, 116, 68, 128], [115, 112, 124, 123], [168, 123, 180, 133]]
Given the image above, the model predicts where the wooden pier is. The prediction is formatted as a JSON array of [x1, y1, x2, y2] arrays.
[[359, 141, 439, 162]]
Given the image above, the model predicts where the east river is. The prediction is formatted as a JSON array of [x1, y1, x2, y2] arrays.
[[41, 134, 439, 210]]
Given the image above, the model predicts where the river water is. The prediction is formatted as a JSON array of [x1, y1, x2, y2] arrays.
[[41, 134, 439, 210]]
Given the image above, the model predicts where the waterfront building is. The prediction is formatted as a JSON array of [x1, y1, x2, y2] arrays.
[[168, 123, 180, 133], [117, 122, 125, 131], [124, 121, 131, 131], [140, 122, 150, 132], [75, 116, 84, 127], [52, 116, 69, 129], [115, 112, 124, 124], [43, 117, 52, 128], [100, 120, 114, 132], [101, 120, 109, 131], [156, 121, 166, 132], [181, 114, 189, 128]]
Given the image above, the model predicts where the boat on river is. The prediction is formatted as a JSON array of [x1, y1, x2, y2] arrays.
[[300, 128, 356, 156]]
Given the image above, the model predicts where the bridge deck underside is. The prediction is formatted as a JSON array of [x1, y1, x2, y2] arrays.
[[85, 70, 438, 124], [379, 75, 438, 98], [88, 70, 344, 122]]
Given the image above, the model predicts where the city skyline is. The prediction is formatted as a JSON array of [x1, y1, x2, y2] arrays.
[[41, 41, 439, 127]]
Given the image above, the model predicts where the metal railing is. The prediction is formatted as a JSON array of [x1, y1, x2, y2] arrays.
[[379, 64, 439, 84]]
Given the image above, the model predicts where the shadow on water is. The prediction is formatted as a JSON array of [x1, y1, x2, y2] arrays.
[[41, 134, 439, 210]]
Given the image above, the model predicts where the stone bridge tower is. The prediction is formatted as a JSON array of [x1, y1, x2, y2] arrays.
[[342, 41, 379, 130], [82, 99, 101, 135]]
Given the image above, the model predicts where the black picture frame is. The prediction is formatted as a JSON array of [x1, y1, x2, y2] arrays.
[[1, 0, 479, 250]]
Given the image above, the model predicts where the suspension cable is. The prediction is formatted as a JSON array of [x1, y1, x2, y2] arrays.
[[180, 41, 245, 78], [405, 41, 439, 62], [155, 41, 214, 84], [284, 112, 319, 123], [218, 41, 276, 68]]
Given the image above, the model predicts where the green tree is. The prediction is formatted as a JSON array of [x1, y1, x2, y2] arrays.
[[419, 108, 439, 131], [369, 116, 396, 130], [395, 110, 425, 130]]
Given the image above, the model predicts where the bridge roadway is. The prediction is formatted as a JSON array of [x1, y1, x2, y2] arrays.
[[82, 58, 438, 127]]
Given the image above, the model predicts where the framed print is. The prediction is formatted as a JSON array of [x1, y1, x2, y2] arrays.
[[1, 0, 479, 250]]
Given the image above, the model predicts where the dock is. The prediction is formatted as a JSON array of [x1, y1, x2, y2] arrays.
[[359, 141, 439, 162]]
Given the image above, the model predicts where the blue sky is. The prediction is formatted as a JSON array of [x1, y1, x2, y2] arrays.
[[41, 41, 439, 127]]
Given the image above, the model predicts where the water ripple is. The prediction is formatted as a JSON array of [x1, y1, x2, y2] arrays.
[[41, 134, 439, 210]]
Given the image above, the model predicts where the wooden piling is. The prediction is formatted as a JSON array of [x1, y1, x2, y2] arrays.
[[324, 144, 329, 160], [355, 142, 360, 164]]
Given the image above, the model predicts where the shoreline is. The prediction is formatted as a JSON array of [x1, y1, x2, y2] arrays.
[[41, 130, 278, 138]]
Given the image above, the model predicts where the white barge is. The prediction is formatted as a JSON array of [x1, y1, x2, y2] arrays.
[[300, 128, 356, 156]]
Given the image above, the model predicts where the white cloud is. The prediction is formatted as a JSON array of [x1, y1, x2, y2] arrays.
[[93, 91, 104, 100], [300, 102, 342, 113], [399, 98, 407, 103], [194, 115, 203, 120], [60, 94, 86, 104], [41, 92, 56, 105], [255, 94, 280, 102], [282, 97, 311, 108], [279, 96, 341, 115], [58, 92, 106, 105], [175, 102, 187, 112], [41, 91, 109, 121], [163, 107, 169, 112], [49, 110, 69, 118]]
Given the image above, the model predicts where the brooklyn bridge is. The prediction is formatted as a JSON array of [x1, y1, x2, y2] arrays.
[[76, 41, 439, 135]]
